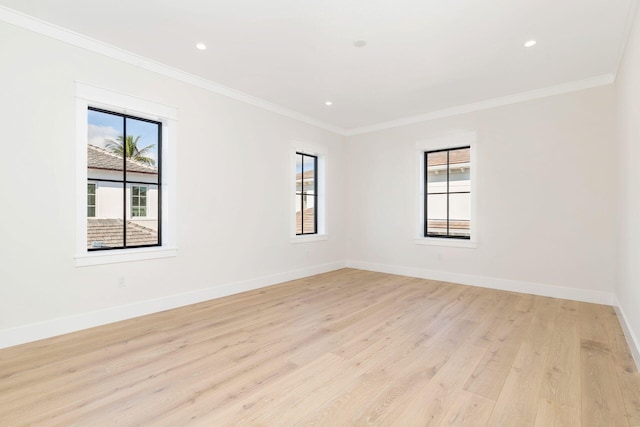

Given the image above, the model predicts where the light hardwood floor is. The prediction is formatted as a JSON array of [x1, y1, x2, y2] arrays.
[[1, 268, 639, 426]]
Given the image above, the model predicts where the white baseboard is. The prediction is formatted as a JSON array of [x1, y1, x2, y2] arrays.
[[346, 260, 614, 305], [613, 296, 640, 371], [0, 261, 346, 350]]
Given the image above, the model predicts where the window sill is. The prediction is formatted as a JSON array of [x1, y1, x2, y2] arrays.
[[75, 246, 178, 267], [414, 238, 477, 248], [290, 234, 328, 244]]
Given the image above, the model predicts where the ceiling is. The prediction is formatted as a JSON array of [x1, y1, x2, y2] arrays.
[[0, 0, 636, 132]]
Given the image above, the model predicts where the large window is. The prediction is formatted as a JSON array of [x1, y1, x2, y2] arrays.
[[86, 107, 161, 250], [424, 146, 471, 239], [295, 152, 318, 235], [75, 82, 177, 266]]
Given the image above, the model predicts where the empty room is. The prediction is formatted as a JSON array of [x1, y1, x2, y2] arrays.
[[1, 0, 640, 425]]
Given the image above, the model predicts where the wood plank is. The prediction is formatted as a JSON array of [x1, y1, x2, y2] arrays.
[[463, 293, 535, 400], [1, 269, 639, 426], [534, 398, 580, 427], [579, 303, 629, 427], [539, 299, 581, 408], [486, 296, 560, 426], [602, 306, 640, 426], [436, 390, 495, 427]]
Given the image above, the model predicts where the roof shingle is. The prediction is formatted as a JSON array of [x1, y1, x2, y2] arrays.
[[88, 218, 158, 248], [87, 144, 157, 175], [427, 149, 470, 167]]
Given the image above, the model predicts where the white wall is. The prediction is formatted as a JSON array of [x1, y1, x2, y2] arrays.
[[0, 10, 635, 353], [616, 3, 640, 365], [0, 21, 346, 346], [346, 86, 618, 302]]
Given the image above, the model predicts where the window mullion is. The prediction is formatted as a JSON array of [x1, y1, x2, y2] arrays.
[[122, 117, 127, 248], [301, 156, 305, 234], [446, 150, 450, 237], [157, 122, 163, 246], [313, 155, 318, 235]]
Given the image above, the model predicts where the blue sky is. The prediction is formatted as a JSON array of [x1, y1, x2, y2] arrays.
[[87, 110, 159, 164]]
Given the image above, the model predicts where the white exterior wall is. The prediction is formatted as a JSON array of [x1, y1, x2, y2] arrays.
[[89, 170, 159, 229], [90, 182, 159, 229], [426, 168, 471, 223], [0, 20, 346, 347]]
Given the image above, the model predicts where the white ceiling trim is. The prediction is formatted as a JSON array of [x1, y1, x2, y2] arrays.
[[0, 5, 346, 135], [0, 5, 621, 138], [345, 74, 615, 136]]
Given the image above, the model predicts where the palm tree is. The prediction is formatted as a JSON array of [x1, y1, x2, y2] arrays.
[[106, 135, 156, 166]]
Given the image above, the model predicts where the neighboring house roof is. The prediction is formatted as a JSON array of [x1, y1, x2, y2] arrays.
[[427, 220, 470, 230], [427, 149, 470, 167], [87, 144, 157, 174], [296, 207, 316, 234], [296, 170, 314, 180], [88, 218, 158, 248]]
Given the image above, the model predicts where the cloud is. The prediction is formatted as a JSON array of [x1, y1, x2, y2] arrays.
[[88, 124, 119, 149]]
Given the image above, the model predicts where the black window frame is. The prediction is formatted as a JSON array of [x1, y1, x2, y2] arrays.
[[424, 146, 471, 240], [296, 152, 318, 235], [87, 107, 162, 251]]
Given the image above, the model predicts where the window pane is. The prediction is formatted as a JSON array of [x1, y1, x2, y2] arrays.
[[295, 154, 303, 192], [426, 194, 447, 236], [87, 207, 95, 217], [125, 118, 160, 184], [126, 220, 158, 247], [301, 204, 316, 234], [426, 151, 447, 193], [87, 184, 124, 249], [87, 195, 95, 205], [448, 147, 470, 168], [126, 183, 157, 246], [448, 148, 471, 192], [88, 109, 125, 181], [295, 194, 303, 234], [302, 155, 316, 195], [449, 193, 471, 237]]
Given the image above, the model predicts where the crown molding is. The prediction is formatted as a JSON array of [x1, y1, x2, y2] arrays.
[[345, 74, 616, 136], [0, 5, 620, 138], [0, 5, 346, 135]]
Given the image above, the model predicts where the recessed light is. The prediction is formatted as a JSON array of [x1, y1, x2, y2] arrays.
[[524, 40, 537, 47], [325, 101, 333, 106], [196, 43, 207, 50], [353, 40, 367, 48]]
